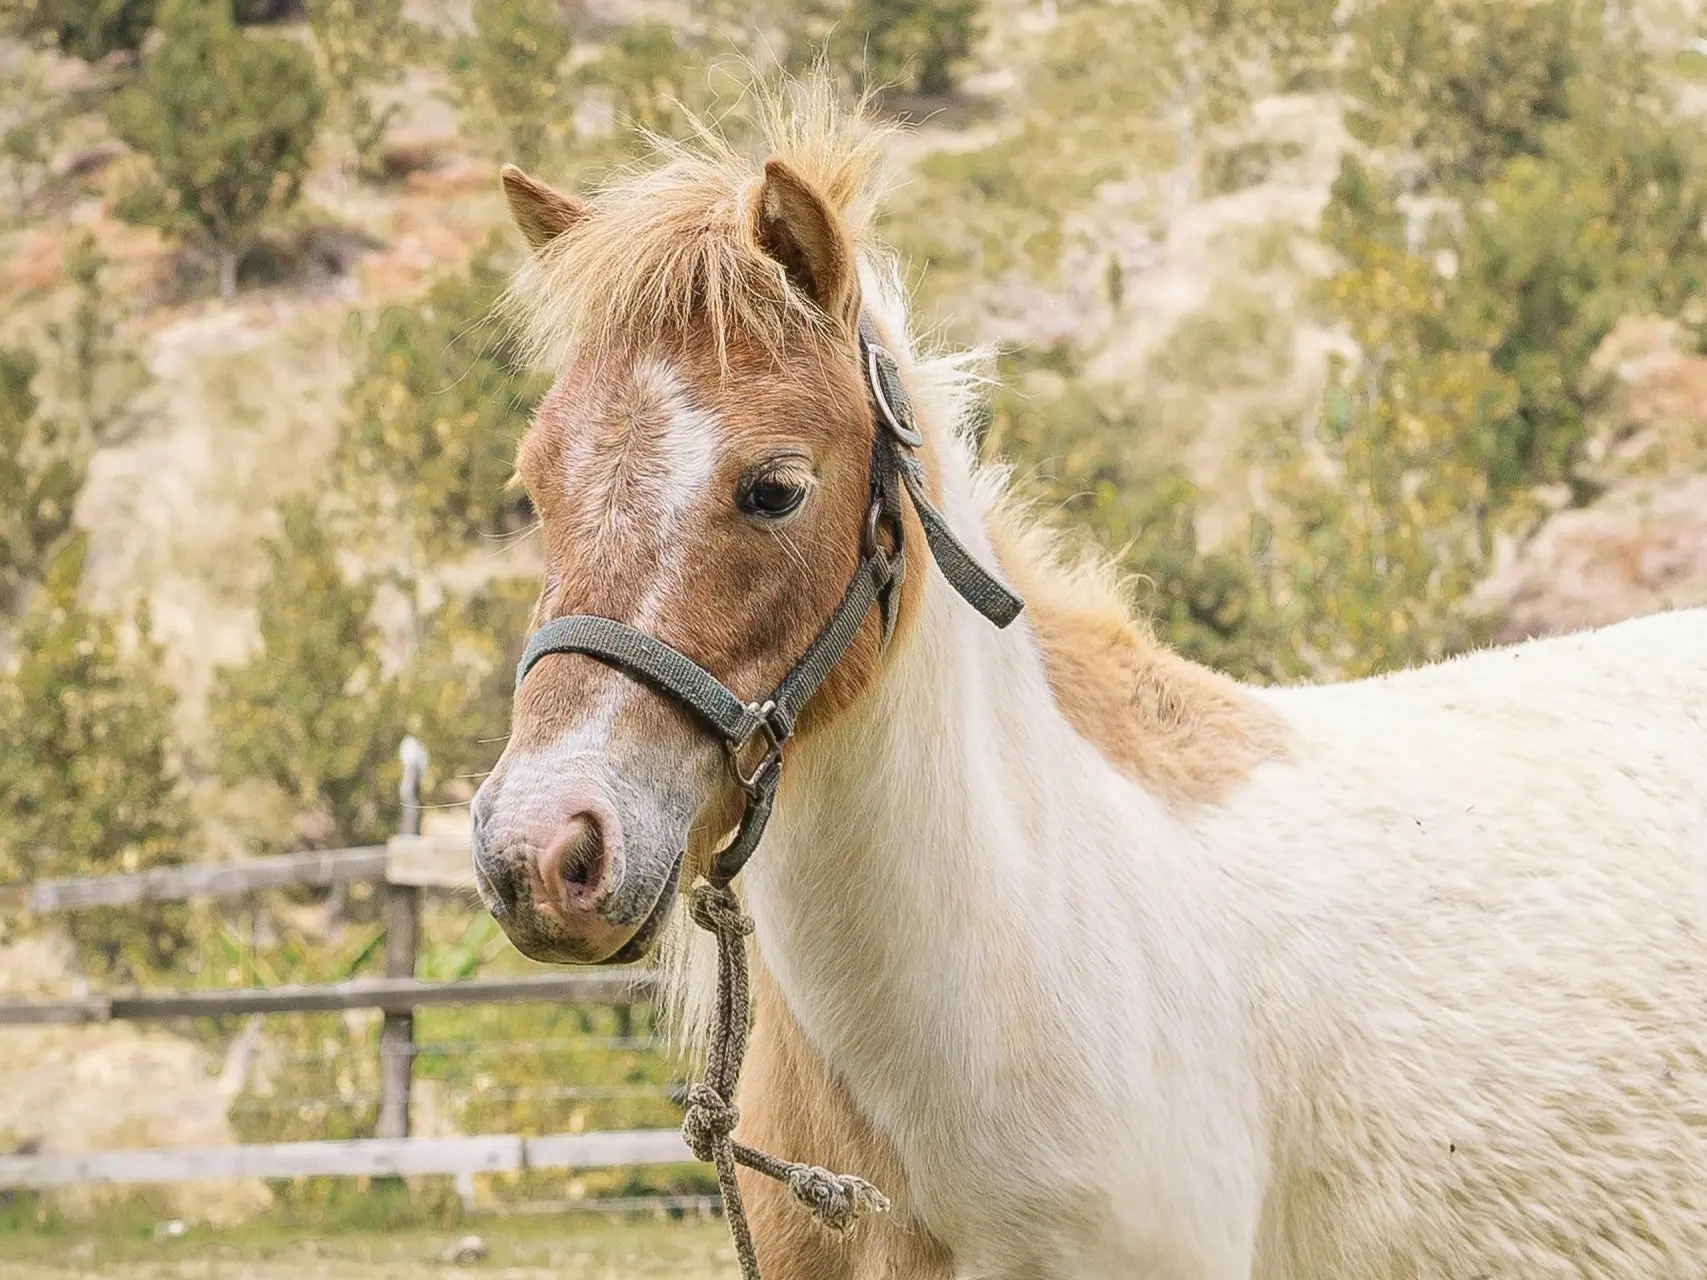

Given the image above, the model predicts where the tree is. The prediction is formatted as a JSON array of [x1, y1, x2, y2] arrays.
[[0, 348, 82, 619], [826, 0, 982, 97], [452, 0, 574, 170], [46, 229, 152, 447], [211, 498, 409, 849], [108, 0, 323, 299], [1341, 0, 1582, 191], [217, 246, 546, 846], [1, 46, 69, 227], [1277, 0, 1707, 677], [210, 495, 537, 846], [2, 233, 152, 615], [0, 537, 190, 980], [980, 350, 1296, 683], [306, 0, 414, 180], [579, 22, 696, 141], [0, 258, 187, 978], [1264, 231, 1512, 678], [11, 0, 159, 61], [399, 576, 538, 796]]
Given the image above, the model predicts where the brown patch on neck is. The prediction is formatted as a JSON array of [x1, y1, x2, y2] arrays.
[[736, 961, 954, 1279], [988, 516, 1290, 808]]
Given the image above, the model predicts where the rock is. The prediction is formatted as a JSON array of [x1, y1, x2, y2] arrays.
[[1476, 472, 1707, 644], [1475, 314, 1707, 643], [445, 1234, 488, 1265]]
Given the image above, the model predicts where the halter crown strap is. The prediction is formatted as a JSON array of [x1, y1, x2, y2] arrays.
[[896, 456, 1023, 628]]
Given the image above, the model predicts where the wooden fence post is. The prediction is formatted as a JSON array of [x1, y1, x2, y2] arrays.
[[377, 737, 427, 1142]]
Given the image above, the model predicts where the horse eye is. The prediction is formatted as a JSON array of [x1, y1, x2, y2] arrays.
[[739, 476, 808, 521]]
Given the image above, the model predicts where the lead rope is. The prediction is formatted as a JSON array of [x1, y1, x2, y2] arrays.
[[680, 882, 891, 1280]]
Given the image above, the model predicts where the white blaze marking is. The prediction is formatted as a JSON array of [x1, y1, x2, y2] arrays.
[[548, 357, 726, 724], [641, 359, 722, 542], [565, 359, 721, 544]]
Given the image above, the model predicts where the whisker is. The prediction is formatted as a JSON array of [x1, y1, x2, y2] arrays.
[[770, 525, 811, 577]]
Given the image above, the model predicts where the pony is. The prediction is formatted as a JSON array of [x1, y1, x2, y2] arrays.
[[470, 78, 1707, 1278]]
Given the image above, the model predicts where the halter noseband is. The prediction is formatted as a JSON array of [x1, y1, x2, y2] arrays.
[[513, 313, 1024, 889]]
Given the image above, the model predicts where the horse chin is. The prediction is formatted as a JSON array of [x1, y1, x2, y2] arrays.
[[600, 852, 682, 965]]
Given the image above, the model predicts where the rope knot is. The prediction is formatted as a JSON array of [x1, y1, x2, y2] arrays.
[[680, 1082, 740, 1163], [690, 882, 753, 938], [784, 1163, 892, 1234]]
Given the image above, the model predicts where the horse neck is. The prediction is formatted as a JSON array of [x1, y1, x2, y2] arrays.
[[743, 446, 1170, 1097]]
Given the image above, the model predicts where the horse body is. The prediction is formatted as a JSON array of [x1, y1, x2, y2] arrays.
[[750, 481, 1707, 1278], [1240, 609, 1707, 1276]]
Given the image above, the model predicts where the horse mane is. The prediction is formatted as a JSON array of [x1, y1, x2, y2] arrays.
[[503, 72, 900, 371]]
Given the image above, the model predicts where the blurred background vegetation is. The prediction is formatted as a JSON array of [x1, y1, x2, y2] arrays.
[[4, 0, 1707, 1243]]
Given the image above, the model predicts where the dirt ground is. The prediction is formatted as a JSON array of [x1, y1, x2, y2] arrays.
[[0, 1217, 739, 1280]]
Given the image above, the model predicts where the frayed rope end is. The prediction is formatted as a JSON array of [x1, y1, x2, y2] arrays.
[[785, 1163, 892, 1234]]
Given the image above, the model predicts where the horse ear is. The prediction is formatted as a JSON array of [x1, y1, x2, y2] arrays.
[[751, 157, 857, 326], [502, 164, 585, 251]]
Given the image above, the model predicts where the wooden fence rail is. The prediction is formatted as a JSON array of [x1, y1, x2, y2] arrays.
[[0, 1129, 695, 1190], [6, 846, 392, 914], [0, 971, 658, 1026]]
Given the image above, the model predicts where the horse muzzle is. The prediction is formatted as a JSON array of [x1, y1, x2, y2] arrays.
[[470, 753, 700, 965]]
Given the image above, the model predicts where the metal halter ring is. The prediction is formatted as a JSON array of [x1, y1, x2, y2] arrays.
[[865, 340, 924, 448], [861, 495, 884, 559], [726, 700, 785, 796]]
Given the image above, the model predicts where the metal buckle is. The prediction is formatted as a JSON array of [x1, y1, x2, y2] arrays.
[[726, 700, 785, 796]]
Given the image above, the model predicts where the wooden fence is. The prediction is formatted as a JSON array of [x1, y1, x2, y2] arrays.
[[0, 739, 694, 1202]]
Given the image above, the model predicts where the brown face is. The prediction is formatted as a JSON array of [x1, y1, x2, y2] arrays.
[[471, 161, 892, 965]]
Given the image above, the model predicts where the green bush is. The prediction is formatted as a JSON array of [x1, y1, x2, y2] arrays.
[[0, 538, 190, 980], [12, 0, 158, 61], [451, 0, 574, 169], [108, 0, 323, 298], [332, 243, 544, 562]]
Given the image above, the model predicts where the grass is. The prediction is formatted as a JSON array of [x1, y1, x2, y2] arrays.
[[0, 1203, 739, 1279]]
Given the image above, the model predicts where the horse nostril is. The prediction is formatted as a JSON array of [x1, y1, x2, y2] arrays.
[[541, 813, 611, 908], [560, 818, 601, 888]]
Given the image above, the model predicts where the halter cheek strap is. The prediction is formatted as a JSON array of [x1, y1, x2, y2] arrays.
[[514, 312, 1023, 887]]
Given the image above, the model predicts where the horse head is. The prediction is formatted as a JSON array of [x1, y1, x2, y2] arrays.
[[470, 130, 939, 966]]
